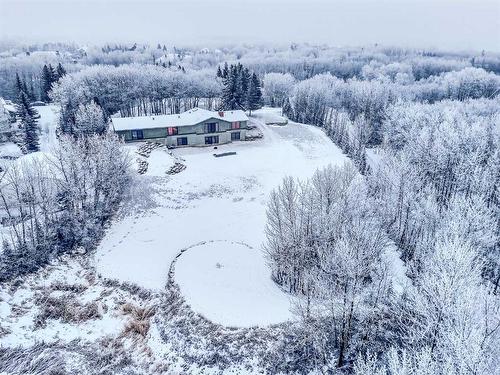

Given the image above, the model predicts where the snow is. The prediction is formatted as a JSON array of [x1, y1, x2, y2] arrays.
[[174, 241, 292, 327], [96, 107, 349, 327], [111, 107, 249, 131], [0, 259, 127, 348], [37, 104, 60, 152], [252, 106, 288, 125], [0, 142, 22, 158], [366, 147, 385, 170], [144, 148, 175, 176]]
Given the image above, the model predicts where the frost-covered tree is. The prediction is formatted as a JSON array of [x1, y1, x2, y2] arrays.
[[0, 132, 131, 281], [265, 163, 391, 368], [16, 91, 40, 152], [74, 101, 107, 136], [263, 72, 295, 106], [40, 64, 54, 102], [246, 72, 263, 115]]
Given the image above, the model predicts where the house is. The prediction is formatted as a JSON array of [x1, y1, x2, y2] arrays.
[[0, 98, 16, 123], [111, 108, 249, 147]]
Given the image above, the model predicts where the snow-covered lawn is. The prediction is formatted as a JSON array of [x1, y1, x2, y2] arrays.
[[174, 240, 293, 327], [96, 108, 348, 327]]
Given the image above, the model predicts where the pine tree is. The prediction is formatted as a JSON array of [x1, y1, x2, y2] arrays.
[[14, 72, 24, 102], [222, 62, 229, 79], [216, 65, 223, 78], [48, 64, 56, 81], [41, 65, 52, 102], [282, 97, 294, 119], [246, 73, 263, 115], [56, 63, 66, 80], [221, 65, 239, 110], [29, 78, 37, 101], [16, 91, 40, 153]]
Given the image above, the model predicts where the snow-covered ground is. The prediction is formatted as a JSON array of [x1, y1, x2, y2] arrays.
[[96, 107, 348, 327], [174, 240, 293, 327], [37, 104, 59, 152]]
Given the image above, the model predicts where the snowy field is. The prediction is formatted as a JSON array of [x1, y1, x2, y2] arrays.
[[174, 240, 293, 327], [96, 107, 348, 327]]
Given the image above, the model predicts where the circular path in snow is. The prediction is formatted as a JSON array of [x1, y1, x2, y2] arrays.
[[173, 241, 293, 327]]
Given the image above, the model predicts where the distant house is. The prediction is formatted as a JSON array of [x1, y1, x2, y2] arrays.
[[0, 98, 16, 123], [111, 108, 249, 147]]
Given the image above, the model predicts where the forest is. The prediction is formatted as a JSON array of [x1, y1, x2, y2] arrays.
[[0, 40, 498, 375]]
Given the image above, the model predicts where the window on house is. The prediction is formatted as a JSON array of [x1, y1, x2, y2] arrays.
[[206, 122, 217, 133], [131, 129, 144, 140], [168, 127, 178, 136], [231, 132, 240, 141], [231, 121, 240, 129], [177, 137, 188, 146], [205, 135, 219, 145]]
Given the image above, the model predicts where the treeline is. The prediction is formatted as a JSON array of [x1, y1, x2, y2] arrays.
[[281, 67, 500, 147], [51, 65, 222, 126], [0, 133, 131, 281], [265, 96, 500, 373]]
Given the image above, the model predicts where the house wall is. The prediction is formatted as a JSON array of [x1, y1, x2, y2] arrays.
[[165, 128, 247, 148], [115, 118, 248, 147]]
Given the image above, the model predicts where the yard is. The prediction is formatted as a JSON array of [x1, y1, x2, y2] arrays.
[[96, 107, 348, 327]]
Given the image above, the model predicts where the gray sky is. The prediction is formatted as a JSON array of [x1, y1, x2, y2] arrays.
[[1, 0, 499, 51]]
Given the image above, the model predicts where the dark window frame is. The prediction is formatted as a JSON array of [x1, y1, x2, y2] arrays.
[[206, 122, 217, 133], [131, 129, 144, 140], [205, 135, 219, 145], [231, 132, 240, 141], [177, 137, 188, 146]]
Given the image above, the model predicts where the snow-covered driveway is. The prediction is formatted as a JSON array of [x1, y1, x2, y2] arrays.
[[96, 108, 348, 326]]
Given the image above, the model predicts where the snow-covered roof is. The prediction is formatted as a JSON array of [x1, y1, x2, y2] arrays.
[[111, 108, 249, 132]]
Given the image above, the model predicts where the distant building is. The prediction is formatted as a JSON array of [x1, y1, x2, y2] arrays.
[[111, 107, 249, 147], [0, 98, 16, 123]]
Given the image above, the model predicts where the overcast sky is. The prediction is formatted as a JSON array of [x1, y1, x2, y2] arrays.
[[0, 0, 499, 51]]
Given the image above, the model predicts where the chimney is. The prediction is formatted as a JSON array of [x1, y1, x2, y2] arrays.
[[218, 111, 224, 117]]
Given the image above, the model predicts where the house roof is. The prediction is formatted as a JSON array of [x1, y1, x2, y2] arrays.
[[111, 108, 249, 132]]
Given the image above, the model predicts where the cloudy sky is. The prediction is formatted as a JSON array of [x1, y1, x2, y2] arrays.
[[0, 0, 499, 51]]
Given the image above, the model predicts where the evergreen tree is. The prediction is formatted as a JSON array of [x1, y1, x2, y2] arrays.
[[16, 91, 40, 153], [29, 78, 37, 101], [14, 72, 24, 102], [222, 62, 229, 79], [241, 67, 250, 95], [282, 97, 294, 119], [41, 65, 53, 102], [217, 65, 223, 78], [56, 63, 66, 80], [221, 65, 241, 110], [246, 73, 263, 115]]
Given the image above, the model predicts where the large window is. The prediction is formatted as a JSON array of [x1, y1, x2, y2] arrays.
[[168, 127, 178, 136], [206, 122, 217, 133], [131, 129, 144, 140], [231, 121, 240, 129], [177, 137, 188, 146], [231, 132, 240, 141], [205, 135, 219, 145]]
